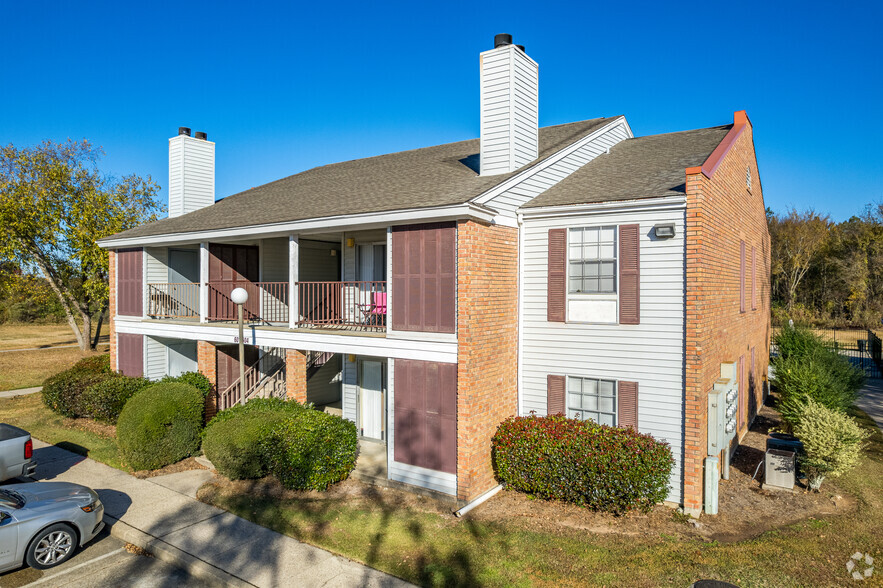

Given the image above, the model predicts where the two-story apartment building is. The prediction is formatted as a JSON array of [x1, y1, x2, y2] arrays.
[[99, 34, 770, 515]]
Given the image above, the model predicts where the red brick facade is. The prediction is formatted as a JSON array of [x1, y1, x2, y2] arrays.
[[285, 349, 308, 403], [456, 221, 519, 502], [197, 341, 219, 420], [683, 111, 771, 514], [108, 250, 117, 372]]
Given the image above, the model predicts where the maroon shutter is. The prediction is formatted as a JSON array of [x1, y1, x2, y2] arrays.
[[740, 240, 746, 313], [391, 223, 455, 333], [617, 381, 638, 429], [394, 359, 457, 473], [116, 248, 143, 317], [751, 246, 757, 310], [209, 243, 260, 319], [117, 333, 143, 377], [618, 224, 640, 325], [547, 229, 566, 322], [547, 374, 565, 415]]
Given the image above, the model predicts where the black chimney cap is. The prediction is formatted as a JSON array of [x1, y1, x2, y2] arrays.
[[195, 131, 208, 140], [494, 34, 512, 48], [516, 44, 525, 52], [178, 127, 192, 136]]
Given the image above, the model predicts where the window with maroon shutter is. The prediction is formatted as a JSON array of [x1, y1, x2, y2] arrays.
[[391, 223, 455, 333], [617, 381, 639, 429], [740, 240, 746, 313], [547, 229, 566, 322], [118, 333, 143, 377], [619, 224, 640, 324], [117, 248, 143, 317], [751, 246, 757, 310], [547, 375, 565, 414], [394, 359, 457, 473]]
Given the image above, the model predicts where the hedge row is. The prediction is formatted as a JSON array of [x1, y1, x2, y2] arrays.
[[41, 355, 113, 417], [493, 415, 674, 514]]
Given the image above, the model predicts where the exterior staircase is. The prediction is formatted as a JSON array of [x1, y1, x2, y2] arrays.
[[218, 347, 286, 410]]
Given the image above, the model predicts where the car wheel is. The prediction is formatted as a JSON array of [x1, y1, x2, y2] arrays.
[[25, 523, 78, 569]]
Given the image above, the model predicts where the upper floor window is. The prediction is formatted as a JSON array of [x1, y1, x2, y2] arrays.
[[746, 166, 752, 191], [568, 226, 616, 294], [568, 376, 617, 426]]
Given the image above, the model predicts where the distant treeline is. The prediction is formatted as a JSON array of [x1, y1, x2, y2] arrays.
[[0, 263, 65, 323], [770, 203, 883, 328]]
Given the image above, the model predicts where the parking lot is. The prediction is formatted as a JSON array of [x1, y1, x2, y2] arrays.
[[0, 526, 211, 588]]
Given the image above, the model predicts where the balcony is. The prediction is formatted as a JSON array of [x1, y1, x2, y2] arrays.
[[146, 280, 387, 332]]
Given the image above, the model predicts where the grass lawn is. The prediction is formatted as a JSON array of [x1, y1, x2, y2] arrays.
[[200, 408, 883, 587], [0, 322, 109, 351], [0, 344, 109, 391], [0, 393, 124, 470]]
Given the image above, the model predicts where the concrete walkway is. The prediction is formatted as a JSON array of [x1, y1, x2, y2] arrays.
[[28, 440, 410, 588], [856, 378, 883, 431], [0, 387, 41, 399]]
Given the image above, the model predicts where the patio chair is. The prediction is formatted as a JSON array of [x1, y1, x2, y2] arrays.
[[357, 291, 387, 327]]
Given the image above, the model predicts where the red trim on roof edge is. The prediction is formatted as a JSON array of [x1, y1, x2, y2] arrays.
[[693, 110, 750, 179]]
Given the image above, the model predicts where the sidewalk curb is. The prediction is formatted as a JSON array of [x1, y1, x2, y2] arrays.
[[104, 515, 254, 588]]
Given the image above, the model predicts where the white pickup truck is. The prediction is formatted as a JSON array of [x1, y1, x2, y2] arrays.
[[0, 424, 36, 482]]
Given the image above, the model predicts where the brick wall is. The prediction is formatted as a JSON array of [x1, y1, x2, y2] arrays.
[[683, 112, 771, 513], [197, 341, 219, 421], [456, 221, 519, 502], [108, 250, 117, 372], [285, 349, 307, 403]]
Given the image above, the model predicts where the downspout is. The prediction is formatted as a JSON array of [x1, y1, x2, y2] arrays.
[[516, 212, 525, 417], [454, 484, 504, 518]]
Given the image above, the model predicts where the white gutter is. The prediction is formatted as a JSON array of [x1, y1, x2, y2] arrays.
[[98, 202, 498, 249], [453, 484, 504, 517]]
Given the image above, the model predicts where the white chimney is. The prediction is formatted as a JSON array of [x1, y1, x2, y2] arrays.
[[168, 127, 215, 218], [479, 34, 539, 176]]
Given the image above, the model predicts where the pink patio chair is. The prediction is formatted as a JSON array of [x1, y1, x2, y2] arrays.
[[357, 291, 387, 327]]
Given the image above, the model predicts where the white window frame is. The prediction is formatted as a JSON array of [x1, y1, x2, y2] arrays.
[[567, 376, 617, 426], [566, 225, 618, 324]]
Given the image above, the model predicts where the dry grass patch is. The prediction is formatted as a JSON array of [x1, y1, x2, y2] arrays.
[[0, 323, 108, 351], [0, 345, 108, 391]]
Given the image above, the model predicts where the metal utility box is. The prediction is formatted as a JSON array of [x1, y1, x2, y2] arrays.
[[764, 449, 796, 490], [707, 362, 738, 456]]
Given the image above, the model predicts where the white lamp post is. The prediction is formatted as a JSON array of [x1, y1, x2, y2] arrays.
[[231, 287, 249, 405]]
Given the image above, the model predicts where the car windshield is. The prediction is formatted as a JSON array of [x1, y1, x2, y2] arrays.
[[0, 488, 25, 509]]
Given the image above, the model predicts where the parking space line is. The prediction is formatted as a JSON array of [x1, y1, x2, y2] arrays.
[[19, 547, 125, 587]]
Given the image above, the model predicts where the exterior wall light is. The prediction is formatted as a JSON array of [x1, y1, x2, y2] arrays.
[[653, 224, 676, 239], [346, 238, 356, 247]]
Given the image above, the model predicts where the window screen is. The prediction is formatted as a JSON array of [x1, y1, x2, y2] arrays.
[[567, 377, 617, 426], [569, 226, 616, 293]]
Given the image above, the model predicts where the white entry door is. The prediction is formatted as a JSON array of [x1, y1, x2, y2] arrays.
[[360, 360, 384, 440]]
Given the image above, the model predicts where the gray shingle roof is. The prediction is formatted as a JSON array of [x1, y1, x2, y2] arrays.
[[102, 117, 619, 242], [523, 124, 732, 208]]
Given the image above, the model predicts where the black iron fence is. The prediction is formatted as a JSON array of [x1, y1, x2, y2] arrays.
[[772, 326, 882, 378]]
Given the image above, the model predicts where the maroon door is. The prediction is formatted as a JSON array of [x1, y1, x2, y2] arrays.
[[391, 223, 456, 333], [208, 244, 260, 320], [216, 345, 260, 392], [394, 359, 457, 474]]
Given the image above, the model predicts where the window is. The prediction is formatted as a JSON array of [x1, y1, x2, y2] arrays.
[[746, 166, 752, 191], [567, 377, 617, 426], [569, 226, 616, 293]]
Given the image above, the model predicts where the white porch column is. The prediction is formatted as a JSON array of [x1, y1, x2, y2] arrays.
[[289, 234, 299, 329], [199, 241, 209, 323]]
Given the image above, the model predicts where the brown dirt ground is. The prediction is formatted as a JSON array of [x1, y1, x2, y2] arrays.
[[63, 416, 117, 438], [133, 456, 208, 479], [201, 399, 853, 544]]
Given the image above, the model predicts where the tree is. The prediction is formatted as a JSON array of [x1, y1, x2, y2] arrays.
[[768, 208, 831, 310], [0, 139, 163, 350]]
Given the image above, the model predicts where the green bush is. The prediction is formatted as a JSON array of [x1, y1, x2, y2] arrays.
[[772, 326, 864, 428], [80, 375, 151, 424], [492, 415, 674, 514], [264, 409, 358, 491], [202, 398, 307, 480], [160, 371, 213, 397], [41, 354, 113, 417], [117, 382, 205, 470], [793, 400, 870, 490]]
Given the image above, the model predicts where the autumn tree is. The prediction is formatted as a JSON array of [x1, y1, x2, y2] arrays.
[[0, 139, 162, 350], [769, 208, 831, 310]]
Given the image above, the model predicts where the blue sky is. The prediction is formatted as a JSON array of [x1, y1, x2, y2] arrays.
[[2, 0, 880, 221]]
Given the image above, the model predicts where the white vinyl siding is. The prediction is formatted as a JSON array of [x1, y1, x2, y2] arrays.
[[144, 336, 168, 380], [386, 357, 457, 495], [168, 135, 214, 218], [475, 119, 631, 220], [342, 355, 358, 423], [261, 237, 288, 282], [520, 202, 687, 502], [306, 354, 342, 406], [145, 247, 168, 284]]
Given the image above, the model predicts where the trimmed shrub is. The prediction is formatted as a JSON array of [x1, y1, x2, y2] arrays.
[[264, 410, 358, 491], [41, 354, 113, 417], [117, 382, 205, 470], [492, 415, 674, 514], [160, 371, 213, 397], [202, 398, 308, 480], [80, 375, 151, 424], [772, 326, 864, 428], [793, 400, 870, 490]]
